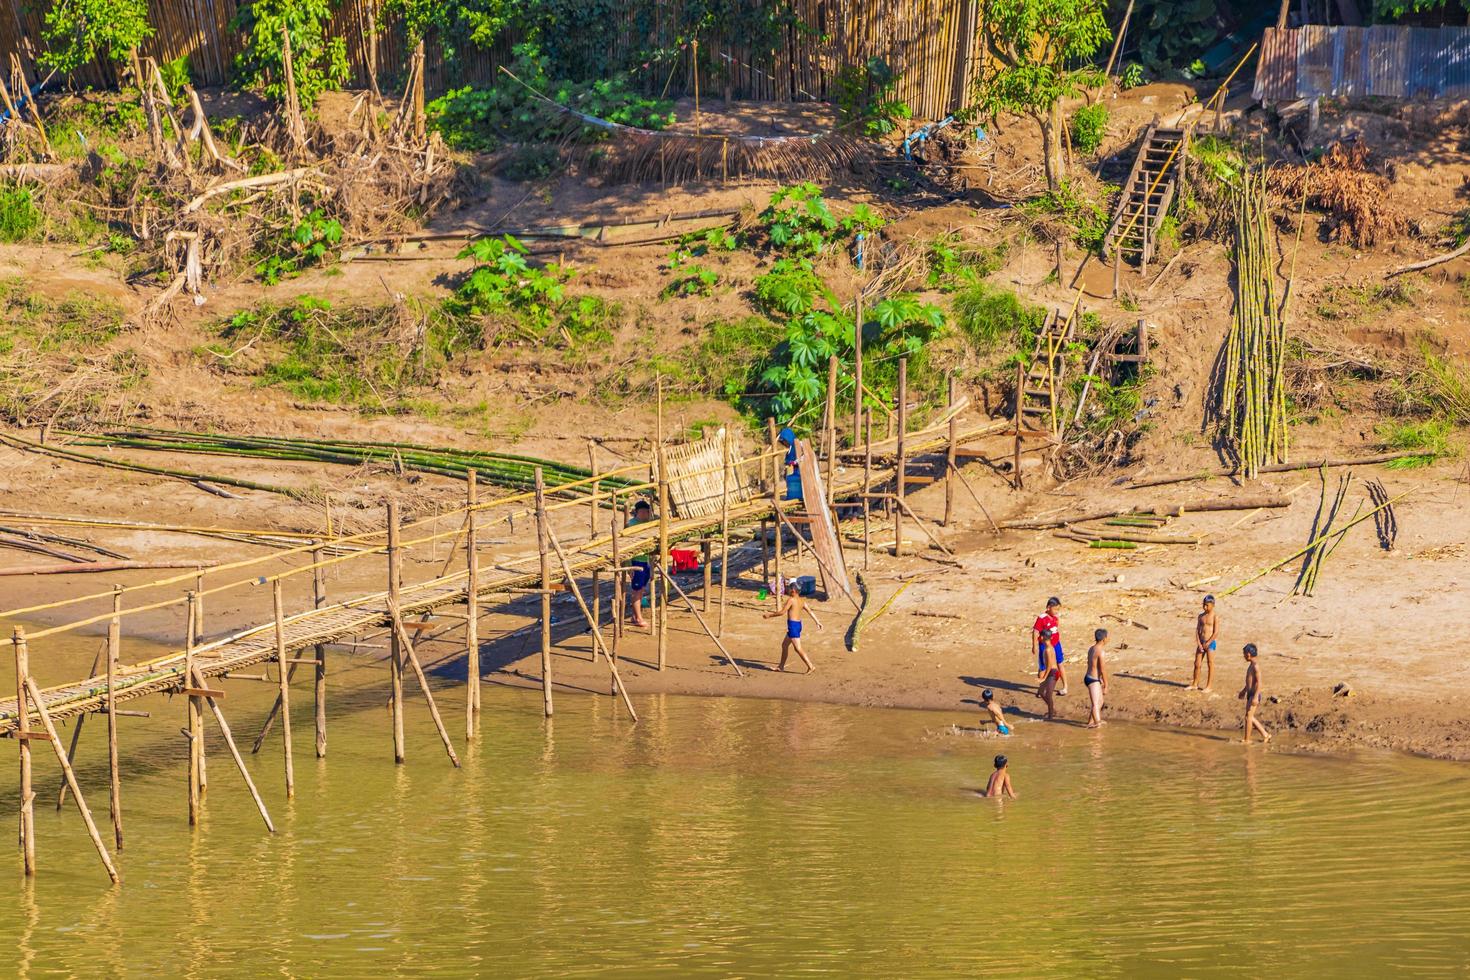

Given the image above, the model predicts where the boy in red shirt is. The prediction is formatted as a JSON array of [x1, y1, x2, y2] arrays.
[[1032, 596, 1068, 701]]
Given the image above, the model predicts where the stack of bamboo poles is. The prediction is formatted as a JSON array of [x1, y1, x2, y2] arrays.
[[63, 429, 639, 498], [1218, 167, 1289, 479]]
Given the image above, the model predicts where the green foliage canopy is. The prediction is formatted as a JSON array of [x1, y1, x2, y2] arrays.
[[39, 0, 152, 73], [233, 0, 349, 106]]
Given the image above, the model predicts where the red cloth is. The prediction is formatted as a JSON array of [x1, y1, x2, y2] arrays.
[[670, 548, 700, 573], [1033, 613, 1060, 648]]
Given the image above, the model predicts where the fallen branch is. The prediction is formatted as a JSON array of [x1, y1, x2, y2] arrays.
[[1003, 494, 1289, 529], [1128, 452, 1433, 489], [0, 560, 218, 576], [181, 168, 319, 214], [1385, 239, 1470, 279]]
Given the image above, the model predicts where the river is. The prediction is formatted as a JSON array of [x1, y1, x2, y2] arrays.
[[2, 634, 1468, 976]]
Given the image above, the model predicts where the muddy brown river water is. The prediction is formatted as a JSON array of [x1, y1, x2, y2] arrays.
[[1, 630, 1468, 977]]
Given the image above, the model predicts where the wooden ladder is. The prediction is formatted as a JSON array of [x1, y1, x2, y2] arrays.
[[1102, 123, 1190, 274], [1018, 307, 1079, 436]]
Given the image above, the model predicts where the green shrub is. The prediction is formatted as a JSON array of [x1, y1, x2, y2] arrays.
[[449, 234, 573, 339], [1378, 419, 1452, 468], [927, 234, 1007, 290], [950, 283, 1047, 353], [1069, 103, 1108, 156], [1020, 181, 1112, 251], [160, 54, 192, 94], [1190, 134, 1244, 186], [0, 184, 42, 243], [1120, 63, 1146, 89], [232, 0, 349, 106], [748, 184, 885, 257], [256, 209, 343, 284], [39, 0, 151, 73], [834, 57, 913, 137]]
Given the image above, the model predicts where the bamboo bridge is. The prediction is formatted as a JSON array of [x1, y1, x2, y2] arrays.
[[1, 392, 1016, 884]]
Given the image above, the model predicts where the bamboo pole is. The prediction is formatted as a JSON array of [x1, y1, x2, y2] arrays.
[[611, 492, 623, 655], [312, 544, 327, 758], [194, 567, 205, 643], [1013, 361, 1025, 489], [271, 580, 294, 798], [895, 357, 908, 557], [656, 446, 671, 671], [656, 565, 743, 676], [187, 665, 273, 833], [534, 469, 554, 717], [824, 354, 838, 508], [25, 677, 118, 883], [853, 290, 864, 447], [385, 603, 461, 768], [717, 431, 730, 637], [106, 585, 123, 849], [55, 642, 101, 810], [944, 374, 958, 526], [14, 626, 35, 876], [542, 523, 641, 717], [863, 410, 873, 569], [587, 442, 599, 536], [465, 470, 480, 741], [767, 417, 783, 596], [185, 592, 201, 824], [387, 500, 406, 761]]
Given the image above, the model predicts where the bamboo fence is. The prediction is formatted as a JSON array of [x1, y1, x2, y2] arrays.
[[0, 0, 983, 118]]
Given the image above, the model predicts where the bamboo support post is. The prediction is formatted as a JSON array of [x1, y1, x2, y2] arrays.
[[25, 676, 119, 883], [270, 580, 294, 797], [611, 493, 623, 655], [186, 592, 202, 823], [656, 447, 671, 671], [106, 585, 123, 849], [385, 604, 461, 768], [852, 291, 864, 447], [14, 626, 35, 876], [656, 565, 744, 675], [1013, 361, 1025, 489], [587, 443, 600, 536], [194, 568, 205, 643], [767, 418, 782, 597], [863, 410, 873, 569], [189, 665, 274, 833], [312, 544, 327, 758], [717, 433, 730, 637], [387, 501, 406, 760], [534, 469, 554, 717], [542, 524, 641, 717], [700, 540, 711, 612], [824, 354, 838, 508], [895, 357, 908, 556], [465, 470, 480, 740], [944, 375, 958, 527], [56, 642, 101, 811]]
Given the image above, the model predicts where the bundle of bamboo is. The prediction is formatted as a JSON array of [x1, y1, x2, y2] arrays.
[[1218, 168, 1289, 479], [64, 429, 640, 497]]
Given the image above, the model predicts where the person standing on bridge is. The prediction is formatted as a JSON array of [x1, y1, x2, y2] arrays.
[[626, 499, 654, 629]]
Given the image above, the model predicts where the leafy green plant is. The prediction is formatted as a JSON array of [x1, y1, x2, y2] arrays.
[[1069, 103, 1108, 156], [1377, 419, 1451, 468], [970, 0, 1110, 188], [1119, 63, 1146, 90], [449, 234, 573, 339], [662, 223, 738, 296], [834, 57, 913, 137], [1190, 133, 1243, 185], [160, 54, 192, 94], [927, 234, 1007, 290], [232, 0, 349, 106], [256, 209, 343, 284], [39, 0, 152, 73], [1021, 181, 1112, 251], [0, 184, 42, 243], [950, 283, 1047, 353], [749, 184, 884, 257]]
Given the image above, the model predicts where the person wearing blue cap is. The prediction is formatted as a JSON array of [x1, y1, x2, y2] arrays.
[[1189, 595, 1219, 693], [777, 426, 802, 501]]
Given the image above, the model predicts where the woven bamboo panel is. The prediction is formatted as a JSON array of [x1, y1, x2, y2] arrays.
[[663, 427, 751, 519]]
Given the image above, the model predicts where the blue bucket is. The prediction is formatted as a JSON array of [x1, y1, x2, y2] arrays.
[[785, 472, 804, 501]]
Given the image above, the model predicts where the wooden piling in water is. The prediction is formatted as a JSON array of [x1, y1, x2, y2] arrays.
[[387, 501, 406, 761], [385, 603, 461, 768], [25, 676, 118, 883], [188, 664, 273, 833], [271, 580, 294, 797], [534, 469, 554, 718], [465, 470, 480, 741], [312, 544, 327, 758], [107, 585, 123, 849], [186, 592, 202, 823], [14, 626, 35, 876], [895, 357, 908, 557], [56, 642, 101, 811], [717, 431, 730, 637]]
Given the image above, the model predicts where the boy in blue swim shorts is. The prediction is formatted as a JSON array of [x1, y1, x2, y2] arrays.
[[1189, 595, 1219, 693], [763, 581, 822, 673], [979, 689, 1011, 735], [1032, 596, 1067, 698]]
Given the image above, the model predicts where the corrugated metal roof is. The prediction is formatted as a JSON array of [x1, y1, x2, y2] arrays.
[[1254, 24, 1470, 101]]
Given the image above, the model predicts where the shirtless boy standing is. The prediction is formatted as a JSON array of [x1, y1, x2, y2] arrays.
[[763, 581, 822, 673], [982, 755, 1017, 799], [1189, 595, 1219, 692], [1238, 643, 1273, 744]]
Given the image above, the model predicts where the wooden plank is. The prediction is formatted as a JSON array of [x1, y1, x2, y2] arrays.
[[794, 438, 855, 604]]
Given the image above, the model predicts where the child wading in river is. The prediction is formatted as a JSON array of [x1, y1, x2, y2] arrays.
[[764, 581, 822, 673], [982, 754, 1017, 798], [1238, 643, 1273, 744], [978, 689, 1011, 735]]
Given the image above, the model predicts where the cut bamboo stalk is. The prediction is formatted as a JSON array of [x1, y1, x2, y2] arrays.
[[25, 677, 118, 883], [656, 564, 744, 676], [271, 581, 294, 798], [534, 469, 554, 718], [15, 626, 35, 876], [718, 433, 730, 637], [656, 446, 671, 671], [863, 411, 873, 569], [944, 374, 958, 527], [768, 418, 782, 597], [56, 641, 102, 810], [106, 586, 123, 849], [312, 544, 327, 758], [465, 470, 480, 741], [385, 602, 461, 768], [185, 592, 201, 824], [387, 500, 406, 761]]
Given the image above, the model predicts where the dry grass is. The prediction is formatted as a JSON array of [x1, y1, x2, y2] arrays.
[[1267, 141, 1410, 248]]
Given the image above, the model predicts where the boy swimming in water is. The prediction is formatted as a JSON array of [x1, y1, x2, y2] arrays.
[[978, 689, 1011, 735], [981, 754, 1017, 799], [1189, 595, 1219, 692], [763, 580, 821, 673], [1238, 643, 1273, 744]]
